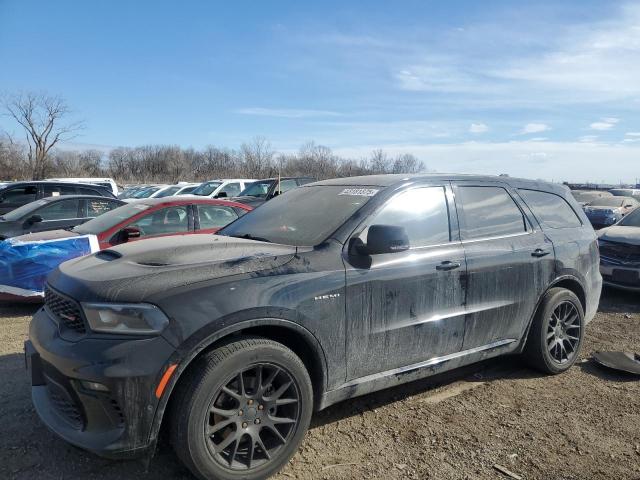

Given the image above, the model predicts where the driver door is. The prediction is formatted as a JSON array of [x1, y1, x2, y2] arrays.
[[344, 183, 467, 380]]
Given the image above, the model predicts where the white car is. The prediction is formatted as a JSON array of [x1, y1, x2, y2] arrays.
[[46, 177, 119, 196], [190, 179, 256, 199]]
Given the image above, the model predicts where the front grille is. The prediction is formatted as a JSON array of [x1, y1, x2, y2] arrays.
[[600, 241, 640, 266], [45, 376, 84, 430], [44, 286, 86, 334]]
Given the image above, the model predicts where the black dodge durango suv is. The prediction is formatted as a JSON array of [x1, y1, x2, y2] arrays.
[[26, 174, 601, 480]]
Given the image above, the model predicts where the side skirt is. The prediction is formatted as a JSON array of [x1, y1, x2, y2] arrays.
[[318, 338, 518, 410]]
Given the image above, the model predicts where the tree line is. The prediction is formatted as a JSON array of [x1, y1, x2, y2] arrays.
[[1, 92, 425, 183]]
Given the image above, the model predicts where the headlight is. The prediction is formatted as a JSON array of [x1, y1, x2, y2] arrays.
[[82, 303, 169, 335]]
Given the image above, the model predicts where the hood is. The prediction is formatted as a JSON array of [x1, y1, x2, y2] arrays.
[[49, 234, 300, 302], [598, 226, 640, 246], [230, 196, 266, 207], [585, 206, 623, 212], [11, 229, 79, 242]]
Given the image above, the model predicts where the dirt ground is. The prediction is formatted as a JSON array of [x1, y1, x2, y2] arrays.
[[1, 288, 638, 480]]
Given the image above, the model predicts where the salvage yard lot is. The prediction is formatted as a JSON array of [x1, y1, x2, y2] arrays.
[[1, 289, 638, 480]]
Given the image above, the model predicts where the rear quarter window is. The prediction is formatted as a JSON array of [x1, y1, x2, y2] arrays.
[[456, 186, 526, 239], [518, 189, 582, 229]]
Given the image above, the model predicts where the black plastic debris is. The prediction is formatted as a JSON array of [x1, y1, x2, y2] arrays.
[[593, 351, 640, 375]]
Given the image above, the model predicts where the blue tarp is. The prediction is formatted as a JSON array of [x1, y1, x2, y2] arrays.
[[0, 235, 99, 298]]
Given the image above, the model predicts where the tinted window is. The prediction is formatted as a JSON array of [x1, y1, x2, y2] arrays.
[[1, 186, 37, 204], [220, 185, 375, 246], [128, 206, 189, 237], [364, 187, 450, 247], [37, 199, 80, 220], [619, 208, 640, 227], [87, 199, 120, 217], [518, 189, 582, 229], [457, 186, 526, 239], [197, 205, 238, 229], [240, 180, 273, 197], [73, 203, 152, 235]]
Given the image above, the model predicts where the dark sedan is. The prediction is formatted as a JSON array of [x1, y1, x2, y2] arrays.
[[0, 196, 124, 240]]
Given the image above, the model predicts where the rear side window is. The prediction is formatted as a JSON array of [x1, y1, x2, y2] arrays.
[[38, 199, 81, 220], [518, 189, 582, 229], [1, 186, 37, 203], [364, 186, 450, 247], [87, 199, 120, 217], [197, 204, 238, 229], [457, 186, 526, 239]]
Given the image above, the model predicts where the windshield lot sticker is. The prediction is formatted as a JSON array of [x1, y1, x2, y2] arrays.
[[339, 188, 379, 197]]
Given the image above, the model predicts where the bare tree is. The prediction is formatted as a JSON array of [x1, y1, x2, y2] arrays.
[[2, 92, 84, 179]]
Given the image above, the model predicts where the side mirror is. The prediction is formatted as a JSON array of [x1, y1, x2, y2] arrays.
[[25, 214, 43, 225], [122, 226, 141, 240], [215, 191, 228, 198], [356, 225, 410, 255]]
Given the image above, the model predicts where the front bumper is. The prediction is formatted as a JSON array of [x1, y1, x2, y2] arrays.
[[26, 306, 176, 458], [600, 264, 640, 292]]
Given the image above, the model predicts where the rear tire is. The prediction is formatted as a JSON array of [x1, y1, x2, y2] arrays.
[[169, 337, 313, 480], [524, 287, 585, 374]]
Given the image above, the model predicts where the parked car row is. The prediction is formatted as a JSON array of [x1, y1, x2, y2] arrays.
[[570, 188, 640, 229]]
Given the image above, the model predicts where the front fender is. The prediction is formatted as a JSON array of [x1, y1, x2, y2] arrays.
[[146, 313, 328, 451]]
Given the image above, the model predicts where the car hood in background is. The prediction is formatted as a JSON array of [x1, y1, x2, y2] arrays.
[[48, 234, 301, 302], [598, 226, 640, 246], [11, 229, 80, 243]]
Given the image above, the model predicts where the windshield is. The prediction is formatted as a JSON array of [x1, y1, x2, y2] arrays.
[[618, 208, 640, 227], [239, 180, 274, 197], [132, 187, 161, 198], [154, 186, 181, 198], [590, 197, 627, 207], [219, 185, 378, 246], [73, 203, 151, 234], [192, 181, 222, 196], [1, 199, 48, 221]]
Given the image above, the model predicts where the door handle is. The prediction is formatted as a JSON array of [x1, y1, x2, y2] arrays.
[[531, 248, 551, 258], [436, 261, 461, 271]]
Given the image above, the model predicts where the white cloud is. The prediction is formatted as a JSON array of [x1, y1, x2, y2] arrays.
[[469, 123, 489, 134], [520, 123, 550, 134], [234, 108, 341, 118], [393, 4, 640, 105], [590, 117, 619, 130], [331, 141, 640, 183], [579, 135, 599, 143], [625, 132, 640, 137]]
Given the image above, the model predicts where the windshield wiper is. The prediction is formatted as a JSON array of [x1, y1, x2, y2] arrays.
[[233, 233, 272, 243]]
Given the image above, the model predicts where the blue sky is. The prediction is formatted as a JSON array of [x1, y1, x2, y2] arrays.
[[1, 0, 640, 183]]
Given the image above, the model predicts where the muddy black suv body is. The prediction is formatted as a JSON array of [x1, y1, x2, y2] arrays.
[[26, 174, 601, 480]]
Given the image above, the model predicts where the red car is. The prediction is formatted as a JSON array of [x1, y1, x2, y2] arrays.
[[13, 197, 252, 249]]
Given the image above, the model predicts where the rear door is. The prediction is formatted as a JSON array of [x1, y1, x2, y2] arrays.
[[29, 198, 83, 233], [452, 181, 555, 349], [344, 182, 467, 380]]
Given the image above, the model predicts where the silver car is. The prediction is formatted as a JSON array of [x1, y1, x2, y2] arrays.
[[598, 207, 640, 291]]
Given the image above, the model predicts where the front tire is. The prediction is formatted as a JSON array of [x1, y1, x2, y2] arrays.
[[524, 287, 585, 374], [170, 337, 313, 480]]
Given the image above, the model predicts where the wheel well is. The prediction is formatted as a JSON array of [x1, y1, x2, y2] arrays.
[[552, 278, 586, 312], [236, 325, 325, 406]]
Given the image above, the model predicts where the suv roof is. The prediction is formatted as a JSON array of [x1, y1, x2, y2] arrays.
[[312, 173, 566, 193]]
